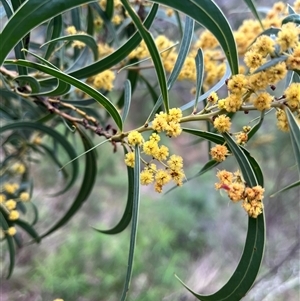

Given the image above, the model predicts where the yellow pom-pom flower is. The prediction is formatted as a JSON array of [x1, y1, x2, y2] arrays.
[[124, 152, 135, 168], [127, 131, 144, 146], [213, 115, 231, 133]]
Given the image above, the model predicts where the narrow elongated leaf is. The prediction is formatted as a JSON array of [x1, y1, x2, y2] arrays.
[[117, 59, 139, 108], [223, 132, 257, 186], [243, 0, 264, 29], [149, 0, 239, 75], [0, 210, 15, 279], [0, 0, 27, 75], [0, 0, 104, 65], [285, 107, 300, 175], [147, 16, 195, 121], [177, 213, 265, 301], [41, 34, 99, 61], [270, 180, 300, 197], [120, 145, 141, 301], [194, 49, 204, 112], [287, 4, 296, 14], [105, 0, 114, 19], [121, 0, 169, 112], [93, 147, 134, 234], [44, 15, 63, 60], [282, 13, 300, 25], [13, 219, 41, 243], [247, 110, 265, 141], [121, 80, 132, 123], [0, 121, 79, 196], [177, 133, 265, 301], [14, 75, 40, 93], [39, 128, 98, 239], [42, 4, 158, 82], [180, 61, 231, 112], [183, 128, 225, 145], [5, 59, 123, 130]]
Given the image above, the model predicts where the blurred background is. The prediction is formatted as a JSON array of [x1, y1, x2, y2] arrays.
[[1, 0, 299, 300]]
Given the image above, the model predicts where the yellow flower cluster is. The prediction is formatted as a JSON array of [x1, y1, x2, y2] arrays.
[[92, 70, 116, 91], [215, 170, 264, 218], [124, 109, 185, 192], [210, 144, 229, 162], [1, 182, 31, 224], [213, 115, 231, 133], [152, 108, 182, 137]]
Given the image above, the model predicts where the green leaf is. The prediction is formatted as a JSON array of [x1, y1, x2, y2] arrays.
[[120, 145, 141, 301], [285, 107, 300, 175], [243, 0, 264, 29], [223, 132, 257, 186], [39, 128, 98, 239], [117, 58, 140, 108], [282, 13, 300, 26], [86, 5, 95, 36], [0, 0, 104, 66], [44, 15, 63, 60], [177, 214, 265, 301], [177, 134, 265, 301], [147, 16, 195, 120], [13, 219, 41, 243], [183, 128, 225, 145], [0, 210, 15, 279], [14, 75, 40, 93], [93, 147, 134, 234], [42, 4, 158, 82], [4, 59, 123, 130], [41, 34, 99, 61], [180, 61, 231, 112], [247, 110, 265, 141], [0, 0, 27, 75], [121, 80, 132, 124], [194, 48, 204, 112], [270, 180, 300, 197], [105, 0, 114, 20], [121, 0, 169, 112], [149, 0, 239, 75], [0, 121, 79, 196]]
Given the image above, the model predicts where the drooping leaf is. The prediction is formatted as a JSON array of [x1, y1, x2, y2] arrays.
[[148, 0, 239, 75], [120, 145, 141, 301], [93, 147, 134, 234], [0, 210, 15, 279], [243, 0, 264, 29], [14, 75, 40, 93], [0, 121, 79, 196], [180, 61, 231, 112], [39, 128, 98, 239], [147, 16, 195, 120], [13, 219, 41, 243], [41, 34, 99, 61], [42, 4, 158, 82], [0, 0, 106, 65], [44, 15, 63, 60], [4, 59, 123, 130], [121, 0, 169, 112]]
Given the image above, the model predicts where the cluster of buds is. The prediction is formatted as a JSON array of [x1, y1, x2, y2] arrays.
[[124, 108, 185, 193], [0, 162, 31, 237], [215, 170, 264, 218]]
